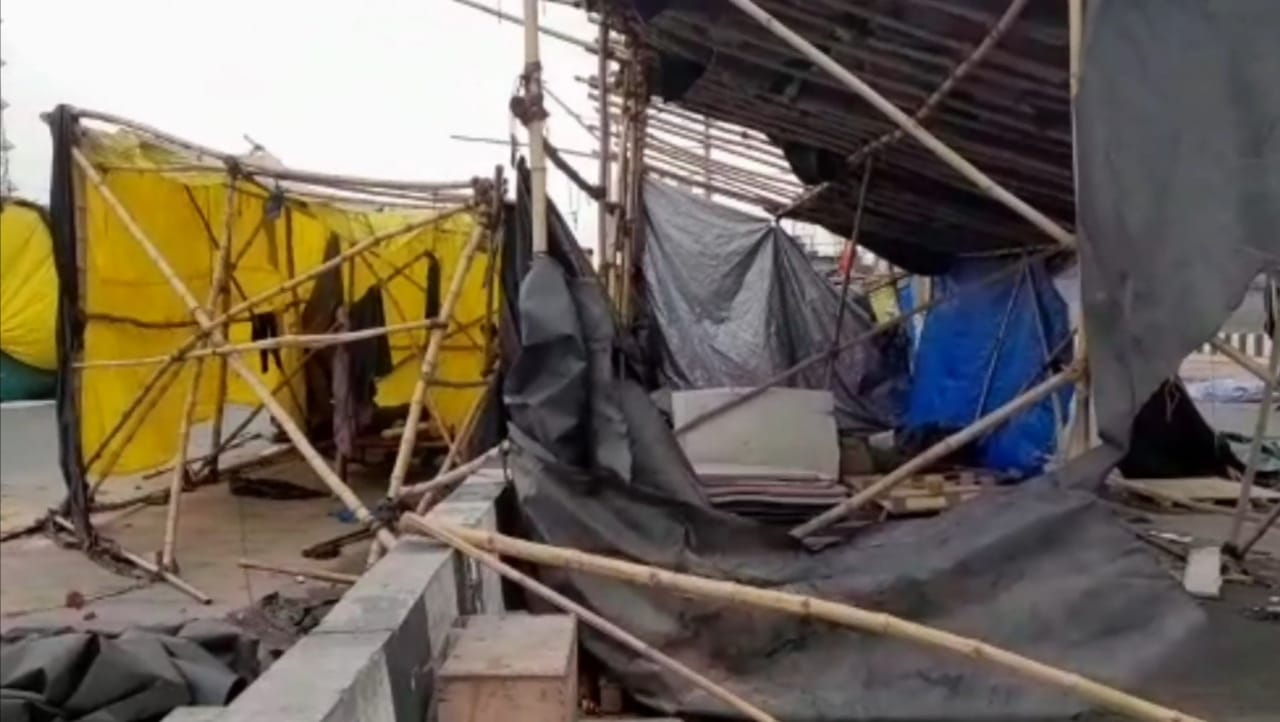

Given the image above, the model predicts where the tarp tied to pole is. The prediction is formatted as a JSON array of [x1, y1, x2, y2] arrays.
[[639, 179, 908, 431], [61, 126, 496, 479]]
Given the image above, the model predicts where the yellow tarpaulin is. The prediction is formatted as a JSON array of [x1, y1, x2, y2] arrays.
[[76, 129, 495, 478], [0, 200, 58, 371]]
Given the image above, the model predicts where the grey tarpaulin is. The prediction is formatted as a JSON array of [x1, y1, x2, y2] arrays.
[[639, 179, 908, 432], [1077, 0, 1280, 454], [502, 173, 1204, 720], [0, 620, 256, 722]]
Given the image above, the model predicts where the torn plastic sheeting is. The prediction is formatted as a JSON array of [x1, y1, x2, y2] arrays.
[[639, 179, 909, 433]]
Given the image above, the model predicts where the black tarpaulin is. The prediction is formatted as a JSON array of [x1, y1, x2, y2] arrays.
[[639, 179, 908, 432], [501, 171, 1204, 721], [0, 621, 256, 722]]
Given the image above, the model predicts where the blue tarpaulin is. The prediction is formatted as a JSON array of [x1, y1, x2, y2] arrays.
[[906, 258, 1073, 477]]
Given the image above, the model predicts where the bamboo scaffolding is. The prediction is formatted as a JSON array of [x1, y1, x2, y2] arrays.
[[791, 364, 1081, 538], [780, 0, 1030, 216], [72, 146, 398, 550], [721, 0, 1074, 249], [1226, 321, 1280, 549], [398, 514, 779, 722], [524, 0, 550, 256], [596, 12, 613, 274], [1207, 338, 1274, 384], [238, 558, 359, 586], [449, 0, 599, 54], [1065, 0, 1091, 457], [407, 520, 1205, 722]]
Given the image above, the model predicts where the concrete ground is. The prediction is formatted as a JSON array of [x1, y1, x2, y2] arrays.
[[0, 401, 381, 632]]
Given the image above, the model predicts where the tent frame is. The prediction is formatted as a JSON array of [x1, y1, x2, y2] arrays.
[[49, 106, 503, 603]]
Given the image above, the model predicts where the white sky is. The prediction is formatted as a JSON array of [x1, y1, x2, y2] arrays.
[[1, 0, 606, 246]]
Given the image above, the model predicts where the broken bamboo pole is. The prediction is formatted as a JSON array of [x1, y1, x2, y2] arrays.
[[407, 520, 1207, 722], [722, 0, 1074, 249], [52, 515, 211, 604], [790, 363, 1082, 538], [1207, 337, 1275, 385], [238, 558, 359, 586], [1226, 321, 1280, 549], [398, 514, 779, 722], [401, 443, 504, 509], [71, 146, 398, 550]]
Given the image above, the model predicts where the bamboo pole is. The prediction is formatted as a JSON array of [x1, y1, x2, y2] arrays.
[[524, 0, 549, 256], [407, 520, 1206, 722], [71, 146, 397, 550], [1236, 498, 1280, 557], [1066, 0, 1091, 458], [596, 11, 613, 276], [1226, 321, 1280, 548], [385, 222, 490, 500], [52, 515, 211, 604], [398, 514, 779, 722], [790, 364, 1082, 538], [77, 318, 449, 369], [402, 444, 503, 512], [238, 558, 359, 585], [825, 158, 873, 387], [721, 0, 1075, 249], [1207, 337, 1274, 384], [162, 180, 238, 571]]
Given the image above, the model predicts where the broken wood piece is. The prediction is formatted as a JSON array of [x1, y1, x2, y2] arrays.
[[410, 519, 1207, 722], [1121, 478, 1280, 504], [237, 558, 359, 585], [398, 513, 778, 722], [1110, 479, 1268, 522], [1182, 546, 1222, 599]]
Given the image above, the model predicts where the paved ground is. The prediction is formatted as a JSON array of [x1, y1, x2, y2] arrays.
[[0, 402, 381, 632]]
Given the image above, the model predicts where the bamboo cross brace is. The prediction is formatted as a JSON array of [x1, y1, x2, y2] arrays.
[[405, 519, 1207, 722], [161, 181, 237, 571], [1227, 319, 1280, 549], [72, 146, 397, 549], [385, 222, 491, 500], [80, 205, 472, 476], [790, 364, 1081, 538], [722, 0, 1074, 249], [399, 513, 779, 722]]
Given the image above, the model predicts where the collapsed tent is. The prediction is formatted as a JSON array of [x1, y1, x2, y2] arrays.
[[0, 199, 58, 401], [46, 107, 498, 493], [639, 179, 908, 431], [498, 168, 1204, 721]]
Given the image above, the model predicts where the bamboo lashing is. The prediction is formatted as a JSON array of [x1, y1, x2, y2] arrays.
[[238, 558, 360, 586], [722, 0, 1074, 249], [160, 180, 237, 571], [71, 146, 398, 550], [398, 514, 779, 722], [791, 364, 1081, 538], [405, 519, 1207, 722]]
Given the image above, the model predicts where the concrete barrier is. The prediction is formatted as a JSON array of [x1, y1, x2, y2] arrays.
[[166, 465, 507, 722]]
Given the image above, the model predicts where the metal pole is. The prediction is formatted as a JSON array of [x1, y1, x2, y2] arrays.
[[721, 0, 1074, 250]]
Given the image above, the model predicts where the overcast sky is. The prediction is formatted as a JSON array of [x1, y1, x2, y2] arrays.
[[1, 0, 606, 244]]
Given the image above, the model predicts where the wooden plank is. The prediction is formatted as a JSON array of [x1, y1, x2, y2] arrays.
[[1121, 478, 1280, 503], [438, 614, 578, 722]]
